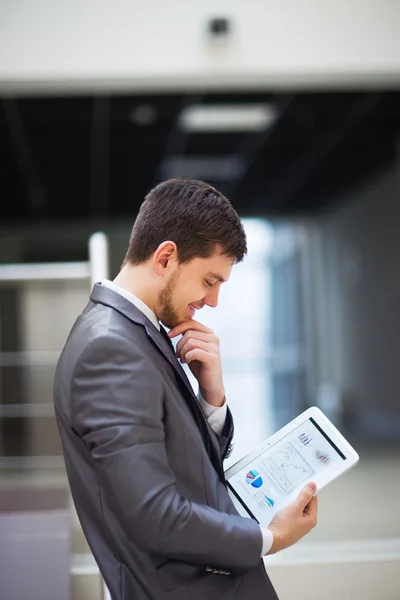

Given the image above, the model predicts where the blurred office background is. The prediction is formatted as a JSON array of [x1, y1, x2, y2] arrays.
[[1, 1, 400, 599]]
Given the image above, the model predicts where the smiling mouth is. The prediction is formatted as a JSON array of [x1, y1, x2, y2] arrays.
[[189, 303, 202, 313]]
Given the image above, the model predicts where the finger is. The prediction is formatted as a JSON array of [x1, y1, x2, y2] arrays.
[[296, 482, 317, 510], [179, 338, 210, 361], [176, 331, 216, 355], [304, 495, 318, 519], [168, 319, 212, 339], [182, 348, 210, 365], [304, 496, 318, 514]]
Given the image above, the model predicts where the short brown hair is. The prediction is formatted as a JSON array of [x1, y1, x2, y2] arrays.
[[124, 178, 247, 265]]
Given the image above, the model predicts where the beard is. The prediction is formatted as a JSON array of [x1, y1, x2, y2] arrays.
[[158, 270, 181, 329]]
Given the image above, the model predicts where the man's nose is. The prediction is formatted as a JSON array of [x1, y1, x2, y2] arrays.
[[204, 287, 219, 308]]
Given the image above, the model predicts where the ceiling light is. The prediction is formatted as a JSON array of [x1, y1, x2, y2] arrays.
[[179, 104, 277, 133]]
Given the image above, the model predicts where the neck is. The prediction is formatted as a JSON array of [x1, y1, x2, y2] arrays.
[[113, 263, 158, 316]]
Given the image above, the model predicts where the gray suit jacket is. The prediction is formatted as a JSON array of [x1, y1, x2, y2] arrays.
[[54, 283, 278, 600]]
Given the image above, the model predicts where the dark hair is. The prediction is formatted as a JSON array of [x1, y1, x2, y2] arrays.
[[124, 178, 247, 265]]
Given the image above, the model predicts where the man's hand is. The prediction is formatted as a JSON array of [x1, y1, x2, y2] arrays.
[[168, 320, 225, 407], [266, 482, 318, 555]]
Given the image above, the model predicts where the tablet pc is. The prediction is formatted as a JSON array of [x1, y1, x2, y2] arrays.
[[224, 406, 359, 528]]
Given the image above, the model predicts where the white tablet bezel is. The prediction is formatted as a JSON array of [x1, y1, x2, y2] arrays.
[[224, 406, 359, 523]]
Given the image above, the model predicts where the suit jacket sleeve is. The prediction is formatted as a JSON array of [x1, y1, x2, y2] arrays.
[[71, 334, 262, 572]]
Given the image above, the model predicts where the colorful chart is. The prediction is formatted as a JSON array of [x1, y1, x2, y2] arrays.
[[246, 470, 263, 488], [264, 495, 275, 507], [315, 449, 331, 465]]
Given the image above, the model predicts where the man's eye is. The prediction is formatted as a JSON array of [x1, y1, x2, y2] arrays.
[[204, 280, 213, 287]]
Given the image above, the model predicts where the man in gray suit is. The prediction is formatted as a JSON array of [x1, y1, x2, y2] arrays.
[[54, 179, 317, 600]]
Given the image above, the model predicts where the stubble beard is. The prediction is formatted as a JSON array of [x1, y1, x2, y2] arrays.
[[158, 270, 181, 329]]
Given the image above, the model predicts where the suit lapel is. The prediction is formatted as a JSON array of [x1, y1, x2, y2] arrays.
[[145, 323, 197, 403], [145, 323, 224, 478]]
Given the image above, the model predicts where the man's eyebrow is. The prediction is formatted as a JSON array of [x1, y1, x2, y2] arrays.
[[206, 271, 226, 283]]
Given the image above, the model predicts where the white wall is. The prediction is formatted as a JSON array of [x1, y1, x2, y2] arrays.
[[1, 0, 400, 93]]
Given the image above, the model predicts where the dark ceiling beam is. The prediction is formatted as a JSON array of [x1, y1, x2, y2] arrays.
[[258, 92, 383, 211], [3, 97, 46, 215], [154, 94, 203, 186], [90, 96, 110, 217], [224, 95, 294, 203]]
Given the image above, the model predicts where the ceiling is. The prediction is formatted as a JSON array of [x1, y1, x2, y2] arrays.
[[1, 90, 399, 222]]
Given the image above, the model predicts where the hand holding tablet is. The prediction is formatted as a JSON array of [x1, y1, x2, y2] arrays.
[[225, 407, 359, 532], [266, 481, 318, 554]]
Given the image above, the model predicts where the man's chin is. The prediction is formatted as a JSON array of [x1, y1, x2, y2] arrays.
[[161, 314, 193, 329]]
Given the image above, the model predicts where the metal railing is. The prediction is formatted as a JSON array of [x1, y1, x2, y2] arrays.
[[0, 231, 109, 600]]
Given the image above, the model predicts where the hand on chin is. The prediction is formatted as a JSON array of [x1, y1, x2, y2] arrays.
[[167, 320, 225, 407]]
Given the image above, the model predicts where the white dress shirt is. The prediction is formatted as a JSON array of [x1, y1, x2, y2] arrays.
[[100, 279, 273, 556]]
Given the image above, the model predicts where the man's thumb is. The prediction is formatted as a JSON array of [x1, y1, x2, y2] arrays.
[[297, 482, 317, 508]]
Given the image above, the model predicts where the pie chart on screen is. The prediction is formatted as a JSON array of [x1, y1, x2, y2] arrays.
[[246, 470, 263, 488]]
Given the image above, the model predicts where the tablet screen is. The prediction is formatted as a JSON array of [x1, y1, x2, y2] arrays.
[[227, 417, 346, 524]]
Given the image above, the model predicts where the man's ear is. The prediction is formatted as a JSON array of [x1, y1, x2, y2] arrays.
[[153, 241, 178, 276]]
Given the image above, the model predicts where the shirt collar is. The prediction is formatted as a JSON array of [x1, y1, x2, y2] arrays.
[[101, 280, 160, 331]]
